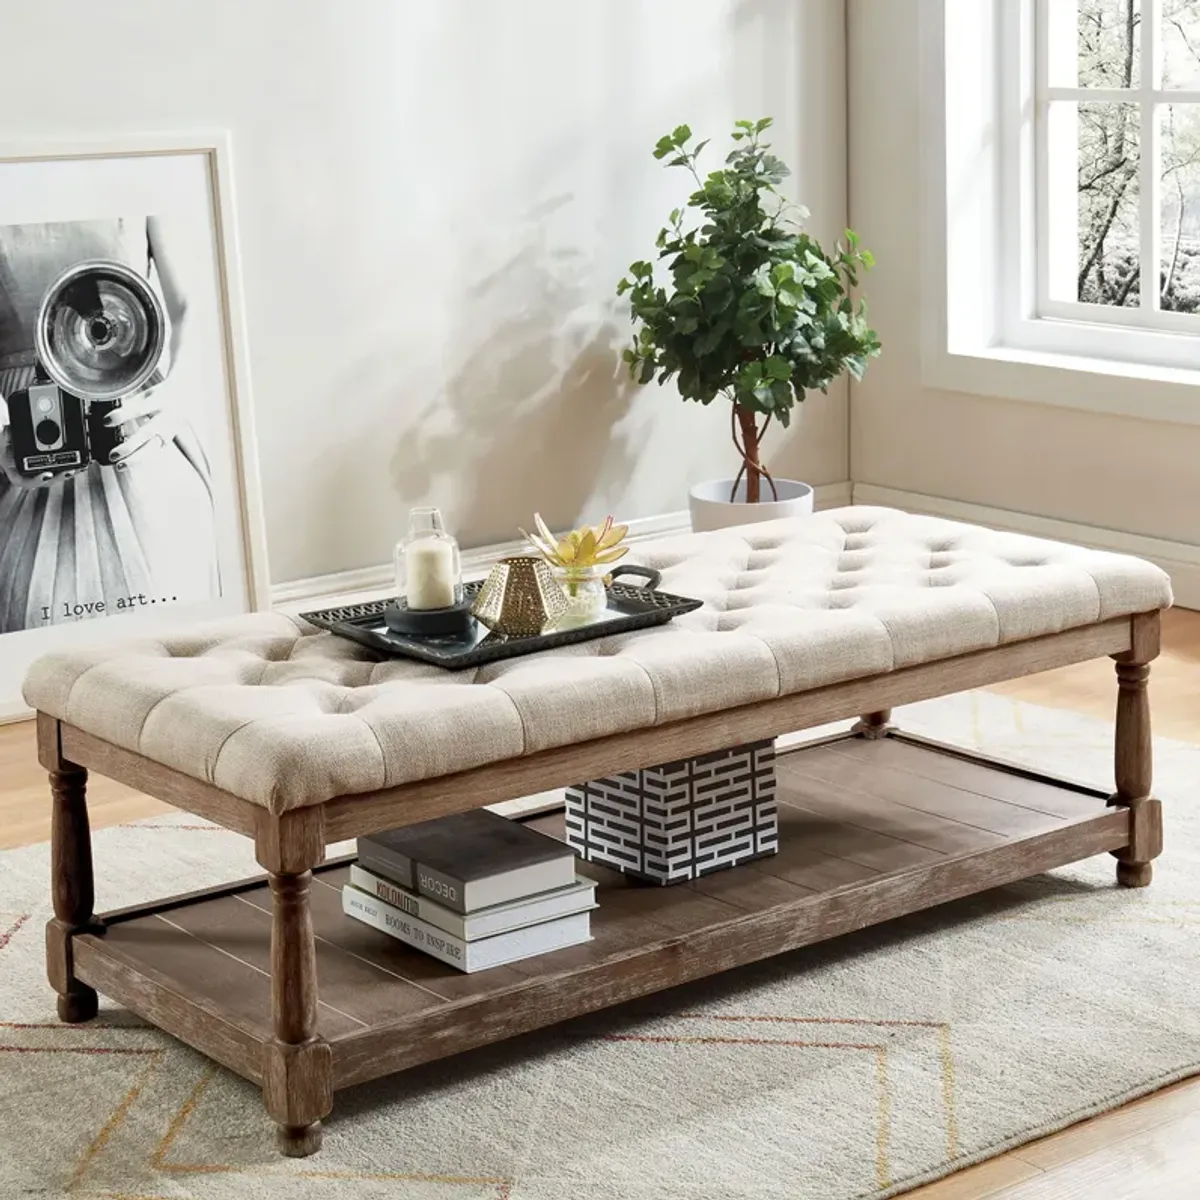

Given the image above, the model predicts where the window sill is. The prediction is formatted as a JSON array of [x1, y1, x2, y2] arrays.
[[924, 344, 1200, 428]]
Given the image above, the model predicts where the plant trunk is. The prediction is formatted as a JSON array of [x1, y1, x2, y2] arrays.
[[735, 403, 762, 504]]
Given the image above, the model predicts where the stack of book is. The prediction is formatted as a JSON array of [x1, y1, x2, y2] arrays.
[[343, 809, 596, 973]]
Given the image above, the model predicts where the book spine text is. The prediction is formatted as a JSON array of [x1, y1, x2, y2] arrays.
[[343, 888, 467, 969], [415, 863, 467, 913]]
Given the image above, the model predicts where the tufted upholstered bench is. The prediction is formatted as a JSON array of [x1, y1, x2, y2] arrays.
[[25, 507, 1173, 1156]]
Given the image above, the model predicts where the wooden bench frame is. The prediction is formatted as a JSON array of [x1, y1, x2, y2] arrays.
[[39, 610, 1163, 1157]]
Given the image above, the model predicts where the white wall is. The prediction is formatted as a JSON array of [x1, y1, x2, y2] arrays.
[[1, 0, 848, 584], [848, 0, 1200, 550]]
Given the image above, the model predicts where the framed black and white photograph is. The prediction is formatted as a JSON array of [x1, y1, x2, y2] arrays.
[[0, 135, 267, 719]]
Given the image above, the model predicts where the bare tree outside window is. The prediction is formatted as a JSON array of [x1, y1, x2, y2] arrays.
[[1074, 0, 1200, 312]]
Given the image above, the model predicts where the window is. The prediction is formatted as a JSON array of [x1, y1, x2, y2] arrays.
[[1039, 0, 1200, 328], [923, 0, 1200, 417]]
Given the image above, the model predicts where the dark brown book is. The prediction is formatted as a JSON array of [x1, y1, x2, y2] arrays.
[[358, 809, 575, 913]]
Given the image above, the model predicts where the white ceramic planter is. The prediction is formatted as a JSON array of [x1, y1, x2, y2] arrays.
[[688, 477, 815, 532]]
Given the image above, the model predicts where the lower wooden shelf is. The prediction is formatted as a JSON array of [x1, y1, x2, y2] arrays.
[[72, 733, 1130, 1092]]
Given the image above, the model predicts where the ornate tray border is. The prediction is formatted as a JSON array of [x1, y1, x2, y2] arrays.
[[300, 580, 702, 670]]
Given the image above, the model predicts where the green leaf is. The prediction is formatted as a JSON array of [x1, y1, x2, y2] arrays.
[[621, 120, 880, 424], [754, 117, 774, 133]]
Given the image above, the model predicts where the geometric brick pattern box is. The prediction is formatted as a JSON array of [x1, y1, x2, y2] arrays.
[[565, 740, 778, 885]]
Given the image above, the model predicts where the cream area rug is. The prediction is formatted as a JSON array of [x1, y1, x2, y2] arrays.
[[1, 692, 1198, 1200]]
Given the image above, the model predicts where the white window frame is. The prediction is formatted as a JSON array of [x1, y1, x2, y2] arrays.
[[1036, 0, 1200, 332], [921, 0, 1200, 424]]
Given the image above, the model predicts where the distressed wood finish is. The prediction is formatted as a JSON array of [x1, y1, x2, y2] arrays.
[[57, 723, 260, 836], [332, 810, 1128, 1089], [322, 617, 1134, 839], [72, 931, 267, 1081], [41, 715, 100, 1024], [63, 737, 1132, 1106], [261, 861, 332, 1156], [851, 708, 894, 739], [256, 809, 326, 875], [1111, 611, 1162, 888], [97, 856, 356, 927]]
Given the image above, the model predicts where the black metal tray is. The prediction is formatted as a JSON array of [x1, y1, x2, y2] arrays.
[[299, 570, 702, 670]]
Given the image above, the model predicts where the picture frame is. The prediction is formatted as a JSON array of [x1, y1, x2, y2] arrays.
[[0, 133, 269, 721]]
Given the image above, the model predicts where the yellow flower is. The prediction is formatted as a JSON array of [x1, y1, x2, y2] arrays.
[[520, 513, 630, 570]]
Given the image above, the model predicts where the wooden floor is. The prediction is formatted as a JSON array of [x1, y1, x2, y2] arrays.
[[2, 606, 1198, 1198], [987, 606, 1200, 741]]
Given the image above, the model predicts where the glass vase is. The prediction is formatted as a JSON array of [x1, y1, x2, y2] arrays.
[[395, 507, 463, 611], [553, 563, 608, 621]]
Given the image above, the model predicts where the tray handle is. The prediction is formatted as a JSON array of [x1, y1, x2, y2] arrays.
[[608, 564, 662, 590]]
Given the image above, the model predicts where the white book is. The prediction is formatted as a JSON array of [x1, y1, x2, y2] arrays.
[[341, 884, 593, 973], [348, 863, 596, 941]]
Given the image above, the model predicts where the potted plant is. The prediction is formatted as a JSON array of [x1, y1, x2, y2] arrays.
[[618, 118, 881, 531]]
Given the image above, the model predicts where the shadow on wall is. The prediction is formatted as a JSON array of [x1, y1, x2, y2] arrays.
[[390, 195, 639, 546]]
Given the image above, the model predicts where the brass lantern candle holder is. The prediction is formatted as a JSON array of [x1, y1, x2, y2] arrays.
[[471, 556, 569, 636]]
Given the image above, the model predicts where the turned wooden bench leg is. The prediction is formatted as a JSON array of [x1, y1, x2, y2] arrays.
[[852, 709, 894, 740], [1110, 613, 1163, 889], [40, 715, 101, 1023], [256, 810, 331, 1157]]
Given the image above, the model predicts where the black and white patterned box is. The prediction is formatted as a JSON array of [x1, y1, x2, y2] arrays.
[[565, 741, 778, 885]]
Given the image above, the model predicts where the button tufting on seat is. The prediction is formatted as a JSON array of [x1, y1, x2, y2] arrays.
[[21, 507, 1172, 813]]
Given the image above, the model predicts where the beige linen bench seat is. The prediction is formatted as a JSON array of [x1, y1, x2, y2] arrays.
[[25, 507, 1172, 814], [25, 506, 1172, 1157]]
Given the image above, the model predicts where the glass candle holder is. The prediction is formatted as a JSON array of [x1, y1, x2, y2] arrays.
[[395, 507, 463, 611]]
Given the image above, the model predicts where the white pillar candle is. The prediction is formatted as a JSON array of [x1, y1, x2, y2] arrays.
[[405, 540, 457, 610]]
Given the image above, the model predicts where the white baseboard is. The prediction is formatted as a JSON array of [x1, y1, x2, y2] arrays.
[[853, 483, 1200, 609], [272, 482, 855, 611], [815, 480, 854, 510]]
